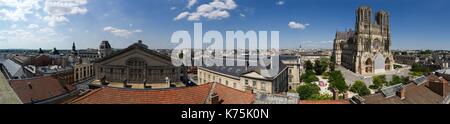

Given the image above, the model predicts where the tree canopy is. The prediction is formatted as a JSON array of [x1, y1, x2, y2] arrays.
[[370, 75, 387, 89], [314, 58, 329, 75], [328, 71, 348, 93], [350, 80, 371, 96], [297, 83, 321, 100], [389, 75, 409, 86], [300, 70, 319, 83]]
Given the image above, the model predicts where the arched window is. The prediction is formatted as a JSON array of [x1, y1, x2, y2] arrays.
[[385, 58, 391, 71]]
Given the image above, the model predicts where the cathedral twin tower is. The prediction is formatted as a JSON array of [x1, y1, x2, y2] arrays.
[[333, 6, 394, 75]]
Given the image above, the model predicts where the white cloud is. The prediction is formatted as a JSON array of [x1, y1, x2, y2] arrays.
[[0, 27, 67, 49], [170, 6, 176, 10], [43, 0, 88, 27], [288, 21, 309, 30], [174, 11, 190, 21], [133, 29, 142, 33], [277, 1, 285, 5], [27, 24, 39, 29], [175, 0, 238, 21], [239, 13, 245, 17], [187, 0, 197, 9], [0, 0, 41, 21], [103, 26, 142, 38]]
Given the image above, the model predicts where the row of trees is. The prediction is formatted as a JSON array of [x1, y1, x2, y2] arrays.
[[369, 75, 409, 90], [304, 58, 330, 76], [411, 63, 432, 76]]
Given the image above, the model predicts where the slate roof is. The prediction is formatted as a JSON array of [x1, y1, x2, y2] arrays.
[[200, 58, 287, 80], [335, 29, 355, 40], [0, 59, 26, 79]]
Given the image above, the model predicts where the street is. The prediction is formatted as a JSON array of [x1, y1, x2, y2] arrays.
[[336, 65, 411, 86]]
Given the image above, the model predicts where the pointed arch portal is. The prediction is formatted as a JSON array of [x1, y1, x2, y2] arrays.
[[374, 53, 386, 74]]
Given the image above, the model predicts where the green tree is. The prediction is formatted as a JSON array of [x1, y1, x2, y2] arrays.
[[370, 75, 387, 89], [300, 70, 319, 83], [389, 75, 409, 86], [350, 80, 371, 96], [297, 83, 321, 100], [328, 71, 349, 93], [305, 60, 314, 71], [411, 63, 431, 75], [314, 58, 329, 75], [330, 56, 336, 71]]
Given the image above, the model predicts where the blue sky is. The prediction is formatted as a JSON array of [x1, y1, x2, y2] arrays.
[[0, 0, 449, 50]]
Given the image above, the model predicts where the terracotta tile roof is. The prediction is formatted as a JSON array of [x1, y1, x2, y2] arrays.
[[300, 100, 350, 104], [9, 76, 75, 104], [212, 83, 255, 104], [71, 83, 256, 104]]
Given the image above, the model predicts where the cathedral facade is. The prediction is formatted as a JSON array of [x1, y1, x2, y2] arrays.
[[333, 6, 394, 75]]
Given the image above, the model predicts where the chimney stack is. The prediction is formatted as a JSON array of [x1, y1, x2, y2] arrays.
[[427, 75, 447, 97], [343, 92, 349, 100], [332, 88, 340, 100], [210, 92, 220, 104], [397, 87, 406, 100]]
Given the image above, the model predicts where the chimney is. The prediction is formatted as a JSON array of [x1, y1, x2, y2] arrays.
[[138, 40, 143, 44], [428, 75, 447, 97], [210, 92, 220, 104], [343, 92, 349, 100], [332, 88, 340, 100], [397, 87, 406, 100]]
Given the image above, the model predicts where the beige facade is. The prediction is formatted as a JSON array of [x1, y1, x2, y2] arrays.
[[95, 41, 181, 84], [282, 60, 302, 90], [74, 63, 94, 83], [197, 66, 288, 94], [333, 6, 394, 75]]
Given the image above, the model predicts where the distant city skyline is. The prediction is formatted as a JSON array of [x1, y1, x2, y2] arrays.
[[1, 0, 449, 50]]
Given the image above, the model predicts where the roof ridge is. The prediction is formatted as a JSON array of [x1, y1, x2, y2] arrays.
[[69, 88, 104, 104], [204, 83, 216, 104]]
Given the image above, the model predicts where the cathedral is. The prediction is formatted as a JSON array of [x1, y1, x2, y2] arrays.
[[333, 6, 395, 75]]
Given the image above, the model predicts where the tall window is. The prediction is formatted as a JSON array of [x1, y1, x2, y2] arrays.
[[126, 57, 147, 83], [261, 82, 266, 91]]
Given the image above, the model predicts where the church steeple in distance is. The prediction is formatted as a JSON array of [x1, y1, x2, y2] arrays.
[[72, 42, 76, 51], [72, 42, 78, 56]]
